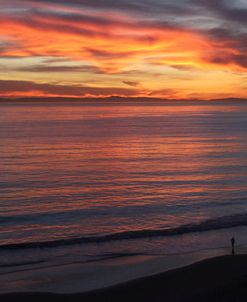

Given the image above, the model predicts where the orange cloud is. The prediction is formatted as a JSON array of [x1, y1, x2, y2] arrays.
[[1, 12, 244, 74], [0, 3, 246, 99]]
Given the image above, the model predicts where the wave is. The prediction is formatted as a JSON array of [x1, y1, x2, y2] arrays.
[[1, 213, 247, 250], [0, 260, 44, 268]]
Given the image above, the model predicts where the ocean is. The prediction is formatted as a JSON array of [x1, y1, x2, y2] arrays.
[[1, 100, 247, 270]]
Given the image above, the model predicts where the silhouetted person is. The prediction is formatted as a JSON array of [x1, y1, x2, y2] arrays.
[[231, 237, 235, 255]]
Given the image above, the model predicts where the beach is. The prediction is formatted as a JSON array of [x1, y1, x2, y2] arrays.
[[2, 255, 247, 302], [0, 244, 232, 294]]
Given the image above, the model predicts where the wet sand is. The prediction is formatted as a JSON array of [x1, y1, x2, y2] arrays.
[[2, 255, 247, 302], [0, 247, 229, 294]]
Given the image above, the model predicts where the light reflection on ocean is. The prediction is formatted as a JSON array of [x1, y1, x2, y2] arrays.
[[1, 101, 247, 247]]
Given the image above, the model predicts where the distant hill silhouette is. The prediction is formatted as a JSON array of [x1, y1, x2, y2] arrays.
[[0, 96, 246, 103]]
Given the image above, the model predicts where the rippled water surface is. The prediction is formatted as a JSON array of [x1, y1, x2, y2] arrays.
[[1, 101, 247, 247]]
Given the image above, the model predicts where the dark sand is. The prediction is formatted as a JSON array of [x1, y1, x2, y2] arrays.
[[2, 255, 247, 302]]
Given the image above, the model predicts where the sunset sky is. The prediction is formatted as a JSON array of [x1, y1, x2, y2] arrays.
[[0, 0, 247, 99]]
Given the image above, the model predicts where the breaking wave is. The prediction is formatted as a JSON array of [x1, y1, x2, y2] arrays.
[[1, 213, 247, 250]]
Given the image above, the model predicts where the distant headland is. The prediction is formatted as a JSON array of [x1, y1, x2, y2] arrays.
[[0, 96, 247, 103]]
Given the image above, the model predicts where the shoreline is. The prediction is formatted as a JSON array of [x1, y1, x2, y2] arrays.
[[0, 245, 230, 294], [2, 225, 247, 295], [2, 255, 247, 301]]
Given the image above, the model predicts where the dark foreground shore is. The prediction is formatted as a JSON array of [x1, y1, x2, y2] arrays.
[[2, 255, 247, 302]]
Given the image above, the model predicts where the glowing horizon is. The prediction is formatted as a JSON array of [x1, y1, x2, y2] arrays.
[[0, 0, 247, 99]]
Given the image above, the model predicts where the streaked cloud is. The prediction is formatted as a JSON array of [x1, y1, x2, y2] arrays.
[[0, 79, 138, 97], [19, 64, 104, 73], [0, 0, 246, 98], [123, 81, 140, 87]]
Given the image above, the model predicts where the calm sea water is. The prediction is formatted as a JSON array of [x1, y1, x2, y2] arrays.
[[1, 101, 247, 264]]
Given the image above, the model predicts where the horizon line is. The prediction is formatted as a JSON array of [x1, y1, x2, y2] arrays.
[[1, 96, 247, 103]]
